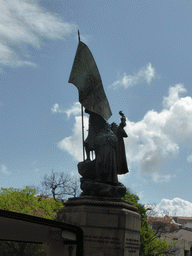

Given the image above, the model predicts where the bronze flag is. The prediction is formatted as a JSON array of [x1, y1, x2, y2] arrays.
[[68, 41, 112, 121]]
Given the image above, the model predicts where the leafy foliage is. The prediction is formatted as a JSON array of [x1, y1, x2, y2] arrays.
[[123, 189, 176, 256], [0, 186, 63, 255], [0, 186, 63, 219]]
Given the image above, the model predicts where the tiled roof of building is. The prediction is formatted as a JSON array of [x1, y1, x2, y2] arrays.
[[176, 217, 192, 220], [147, 216, 181, 226]]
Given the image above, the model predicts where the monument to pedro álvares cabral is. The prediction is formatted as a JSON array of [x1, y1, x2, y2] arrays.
[[57, 31, 141, 256]]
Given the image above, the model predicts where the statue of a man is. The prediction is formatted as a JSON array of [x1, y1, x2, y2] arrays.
[[83, 111, 128, 185]]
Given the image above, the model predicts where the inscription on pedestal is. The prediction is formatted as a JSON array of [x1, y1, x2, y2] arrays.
[[84, 235, 121, 248], [125, 238, 140, 253]]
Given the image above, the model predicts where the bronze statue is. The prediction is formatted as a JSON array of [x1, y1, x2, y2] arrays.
[[68, 31, 128, 197]]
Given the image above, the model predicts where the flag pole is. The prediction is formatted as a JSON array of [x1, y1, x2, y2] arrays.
[[81, 104, 85, 161], [78, 30, 80, 42], [78, 30, 85, 161]]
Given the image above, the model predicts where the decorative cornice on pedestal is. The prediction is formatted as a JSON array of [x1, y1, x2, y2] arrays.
[[63, 196, 138, 212]]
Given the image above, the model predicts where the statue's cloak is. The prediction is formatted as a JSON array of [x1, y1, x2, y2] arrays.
[[84, 110, 106, 150]]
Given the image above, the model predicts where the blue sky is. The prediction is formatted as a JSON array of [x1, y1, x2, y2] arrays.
[[1, 0, 192, 216]]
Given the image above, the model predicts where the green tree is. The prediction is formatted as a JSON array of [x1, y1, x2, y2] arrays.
[[0, 186, 63, 255], [0, 186, 63, 219], [123, 189, 176, 256]]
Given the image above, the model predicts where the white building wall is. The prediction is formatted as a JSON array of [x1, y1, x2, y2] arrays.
[[184, 222, 192, 228]]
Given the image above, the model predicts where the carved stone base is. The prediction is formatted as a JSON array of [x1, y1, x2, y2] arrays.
[[80, 178, 126, 198], [57, 197, 141, 256], [64, 196, 138, 212]]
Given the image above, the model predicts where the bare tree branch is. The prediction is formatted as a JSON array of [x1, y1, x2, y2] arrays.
[[40, 170, 81, 200]]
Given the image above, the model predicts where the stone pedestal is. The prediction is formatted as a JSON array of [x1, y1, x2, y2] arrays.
[[57, 197, 141, 256]]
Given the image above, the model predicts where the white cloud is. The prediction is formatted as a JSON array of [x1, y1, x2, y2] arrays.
[[1, 164, 11, 175], [152, 173, 175, 183], [0, 42, 36, 68], [162, 99, 192, 146], [55, 102, 86, 161], [124, 109, 179, 174], [57, 115, 88, 161], [187, 154, 192, 162], [65, 102, 81, 118], [51, 103, 65, 114], [156, 198, 192, 217], [124, 83, 192, 174], [51, 102, 81, 117], [163, 83, 186, 108], [0, 0, 77, 69], [111, 63, 156, 88]]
